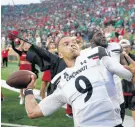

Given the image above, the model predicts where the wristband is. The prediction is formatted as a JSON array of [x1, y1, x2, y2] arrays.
[[24, 89, 33, 96]]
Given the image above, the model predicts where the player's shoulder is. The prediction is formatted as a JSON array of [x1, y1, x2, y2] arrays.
[[80, 47, 92, 55], [79, 46, 108, 60], [80, 46, 100, 56], [107, 43, 121, 52], [108, 42, 121, 46], [86, 46, 108, 59]]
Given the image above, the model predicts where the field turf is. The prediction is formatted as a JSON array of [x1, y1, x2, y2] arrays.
[[1, 62, 73, 127]]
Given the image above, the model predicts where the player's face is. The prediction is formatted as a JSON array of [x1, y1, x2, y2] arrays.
[[77, 39, 83, 50], [93, 31, 108, 48], [58, 37, 80, 60]]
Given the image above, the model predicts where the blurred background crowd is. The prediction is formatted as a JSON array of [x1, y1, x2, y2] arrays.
[[1, 0, 135, 51]]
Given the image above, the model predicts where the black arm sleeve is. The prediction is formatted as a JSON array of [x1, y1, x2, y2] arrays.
[[26, 45, 60, 73], [11, 40, 22, 56], [31, 63, 39, 78], [30, 45, 59, 64], [26, 49, 51, 72]]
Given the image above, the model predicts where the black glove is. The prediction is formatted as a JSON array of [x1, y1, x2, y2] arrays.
[[131, 96, 135, 110]]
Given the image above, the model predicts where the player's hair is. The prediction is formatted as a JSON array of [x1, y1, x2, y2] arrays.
[[88, 28, 100, 42], [57, 34, 71, 52]]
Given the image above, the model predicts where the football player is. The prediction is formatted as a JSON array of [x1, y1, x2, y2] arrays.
[[24, 36, 135, 127], [88, 29, 128, 121]]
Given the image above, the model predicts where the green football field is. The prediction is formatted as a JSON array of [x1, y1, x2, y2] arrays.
[[1, 58, 133, 126], [1, 62, 74, 127]]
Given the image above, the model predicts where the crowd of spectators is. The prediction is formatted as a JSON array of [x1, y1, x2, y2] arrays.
[[1, 0, 135, 48]]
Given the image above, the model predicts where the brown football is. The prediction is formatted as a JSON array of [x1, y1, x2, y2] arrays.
[[6, 70, 37, 89]]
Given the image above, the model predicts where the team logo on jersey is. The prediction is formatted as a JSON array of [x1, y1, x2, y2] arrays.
[[64, 65, 87, 81]]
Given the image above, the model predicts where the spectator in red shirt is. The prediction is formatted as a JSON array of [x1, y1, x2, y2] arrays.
[[1, 45, 10, 67]]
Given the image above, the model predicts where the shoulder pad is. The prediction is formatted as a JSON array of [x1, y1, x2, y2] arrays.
[[87, 46, 108, 59], [98, 46, 108, 59]]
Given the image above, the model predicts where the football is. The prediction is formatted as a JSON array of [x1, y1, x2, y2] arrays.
[[6, 70, 37, 89]]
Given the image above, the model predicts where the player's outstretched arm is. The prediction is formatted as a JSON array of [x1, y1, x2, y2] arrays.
[[25, 75, 44, 119], [27, 42, 58, 61], [25, 42, 60, 72], [101, 56, 135, 83]]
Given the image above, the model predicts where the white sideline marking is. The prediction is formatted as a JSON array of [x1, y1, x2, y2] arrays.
[[1, 123, 38, 127], [1, 80, 20, 93], [1, 80, 42, 100], [123, 115, 134, 126], [1, 80, 134, 127], [1, 80, 65, 107]]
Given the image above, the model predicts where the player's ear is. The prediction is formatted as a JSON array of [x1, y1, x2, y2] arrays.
[[89, 38, 94, 44], [59, 52, 64, 58], [90, 40, 94, 44]]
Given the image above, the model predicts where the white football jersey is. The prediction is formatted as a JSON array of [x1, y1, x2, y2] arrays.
[[106, 43, 124, 104], [107, 43, 122, 62], [48, 47, 122, 127]]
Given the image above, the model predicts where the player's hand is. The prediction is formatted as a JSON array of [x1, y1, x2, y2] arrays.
[[26, 75, 36, 89]]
